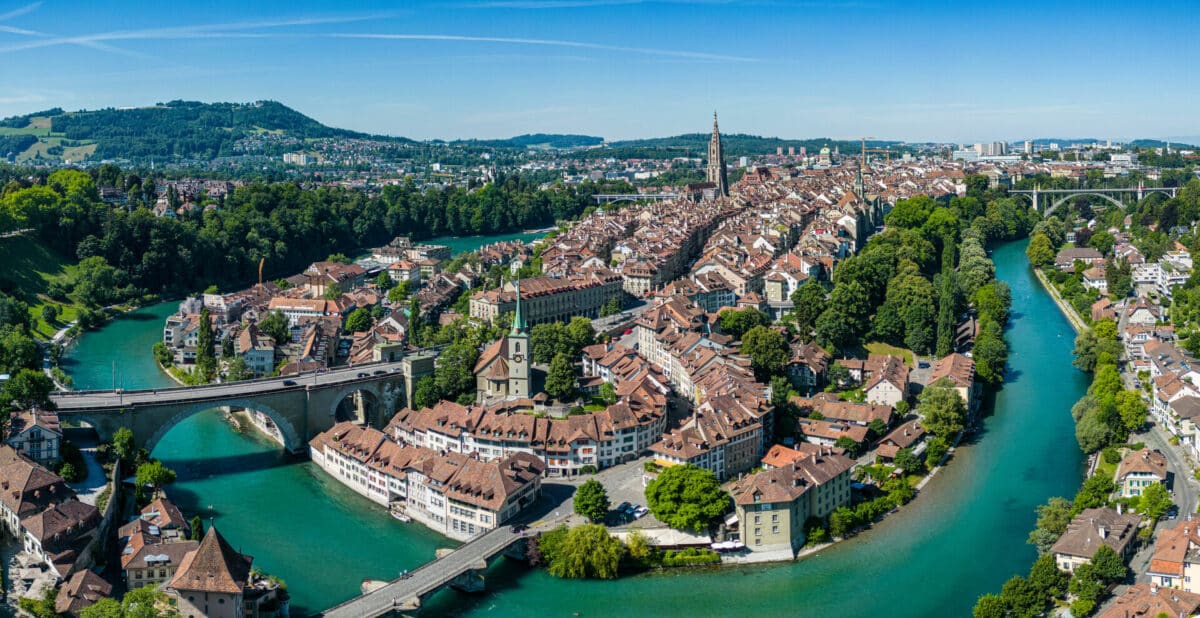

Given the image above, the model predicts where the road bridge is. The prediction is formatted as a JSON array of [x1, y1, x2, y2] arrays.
[[320, 524, 535, 616], [1010, 184, 1177, 214], [592, 193, 678, 204], [49, 352, 438, 454]]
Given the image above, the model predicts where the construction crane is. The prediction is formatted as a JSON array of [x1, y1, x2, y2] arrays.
[[858, 137, 891, 166]]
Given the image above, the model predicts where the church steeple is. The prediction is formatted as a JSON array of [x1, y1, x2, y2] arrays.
[[511, 278, 527, 335], [707, 111, 728, 196]]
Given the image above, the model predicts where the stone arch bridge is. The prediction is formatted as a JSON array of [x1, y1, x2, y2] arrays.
[[48, 353, 437, 455]]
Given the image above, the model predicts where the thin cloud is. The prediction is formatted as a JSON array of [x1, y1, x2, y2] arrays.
[[331, 33, 757, 62], [0, 13, 388, 54], [0, 1, 40, 22]]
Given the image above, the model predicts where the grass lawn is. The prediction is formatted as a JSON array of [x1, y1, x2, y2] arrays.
[[0, 234, 83, 340], [863, 341, 916, 367]]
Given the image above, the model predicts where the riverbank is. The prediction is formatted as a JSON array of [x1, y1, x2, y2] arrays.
[[1033, 267, 1086, 333]]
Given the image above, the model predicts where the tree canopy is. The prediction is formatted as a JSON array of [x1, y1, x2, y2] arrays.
[[644, 464, 730, 533]]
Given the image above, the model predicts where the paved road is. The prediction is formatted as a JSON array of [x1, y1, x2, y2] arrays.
[[322, 525, 528, 617]]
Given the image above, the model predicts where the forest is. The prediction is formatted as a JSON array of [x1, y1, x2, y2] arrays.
[[0, 164, 631, 305], [3, 101, 386, 160]]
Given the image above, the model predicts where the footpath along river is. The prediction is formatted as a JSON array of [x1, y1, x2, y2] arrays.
[[64, 238, 1087, 616]]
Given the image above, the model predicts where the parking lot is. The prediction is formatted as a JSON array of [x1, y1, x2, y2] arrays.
[[558, 455, 666, 529]]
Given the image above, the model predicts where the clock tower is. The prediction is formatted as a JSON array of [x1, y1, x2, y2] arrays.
[[507, 278, 530, 398]]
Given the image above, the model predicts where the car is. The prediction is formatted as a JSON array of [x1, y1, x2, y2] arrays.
[[634, 506, 649, 518], [918, 360, 930, 368], [282, 380, 297, 386], [615, 501, 631, 513], [623, 328, 633, 335], [356, 372, 368, 378], [373, 370, 386, 375], [510, 524, 528, 533], [624, 504, 638, 516]]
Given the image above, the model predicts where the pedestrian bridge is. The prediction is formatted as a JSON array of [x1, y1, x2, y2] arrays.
[[49, 352, 437, 454], [320, 525, 532, 617]]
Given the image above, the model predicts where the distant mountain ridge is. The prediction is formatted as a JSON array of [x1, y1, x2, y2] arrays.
[[0, 100, 407, 162]]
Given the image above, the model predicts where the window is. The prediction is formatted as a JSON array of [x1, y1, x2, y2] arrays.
[[772, 526, 779, 534]]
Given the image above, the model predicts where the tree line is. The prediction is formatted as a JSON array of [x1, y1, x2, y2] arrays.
[[0, 165, 630, 309]]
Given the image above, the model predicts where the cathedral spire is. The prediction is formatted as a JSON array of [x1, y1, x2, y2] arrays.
[[511, 277, 526, 335], [706, 112, 728, 197]]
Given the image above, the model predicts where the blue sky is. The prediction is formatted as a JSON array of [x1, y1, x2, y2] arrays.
[[0, 0, 1197, 142]]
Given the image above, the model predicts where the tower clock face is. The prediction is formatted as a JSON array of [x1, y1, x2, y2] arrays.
[[513, 354, 524, 363]]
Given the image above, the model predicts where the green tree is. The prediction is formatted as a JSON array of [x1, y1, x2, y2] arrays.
[[973, 319, 1008, 383], [573, 479, 610, 523], [565, 317, 596, 352], [1026, 232, 1055, 267], [599, 381, 617, 405], [189, 515, 203, 541], [1075, 407, 1113, 453], [0, 327, 39, 374], [374, 270, 394, 291], [1069, 562, 1105, 602], [39, 304, 58, 325], [259, 310, 290, 344], [1116, 390, 1147, 433], [434, 341, 479, 404], [925, 436, 949, 466], [135, 460, 177, 494], [545, 352, 578, 402], [112, 427, 136, 464], [387, 281, 411, 303], [1027, 553, 1068, 598], [624, 529, 655, 563], [344, 307, 372, 333], [893, 448, 923, 474], [1027, 496, 1073, 554], [1073, 474, 1116, 513], [1090, 544, 1128, 584], [834, 435, 861, 458], [412, 375, 440, 409], [644, 464, 730, 532], [919, 378, 966, 439], [225, 356, 249, 382], [972, 594, 1008, 618], [1139, 482, 1173, 521], [741, 325, 789, 381], [531, 322, 570, 364], [0, 369, 54, 410], [885, 195, 935, 229], [543, 524, 625, 579], [196, 306, 216, 382], [788, 280, 827, 340], [717, 307, 770, 339], [999, 575, 1043, 618]]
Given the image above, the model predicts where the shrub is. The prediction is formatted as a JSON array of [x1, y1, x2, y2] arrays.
[[1101, 446, 1121, 465], [661, 547, 720, 567]]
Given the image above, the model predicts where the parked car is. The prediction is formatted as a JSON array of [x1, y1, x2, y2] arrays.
[[282, 380, 297, 386], [615, 501, 631, 514], [356, 372, 368, 378], [634, 506, 649, 519]]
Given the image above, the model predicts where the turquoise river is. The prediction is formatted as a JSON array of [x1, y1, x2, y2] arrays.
[[64, 238, 1087, 616]]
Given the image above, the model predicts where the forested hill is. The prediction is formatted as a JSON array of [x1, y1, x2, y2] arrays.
[[0, 100, 405, 161], [600, 134, 906, 160]]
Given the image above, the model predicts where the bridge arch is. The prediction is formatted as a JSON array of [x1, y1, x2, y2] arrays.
[[142, 398, 304, 454], [1044, 192, 1127, 215], [324, 378, 406, 429]]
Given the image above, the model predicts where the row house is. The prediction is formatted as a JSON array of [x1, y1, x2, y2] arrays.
[[729, 450, 854, 556], [469, 268, 624, 325], [309, 422, 545, 541], [0, 446, 99, 581], [387, 386, 668, 476]]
